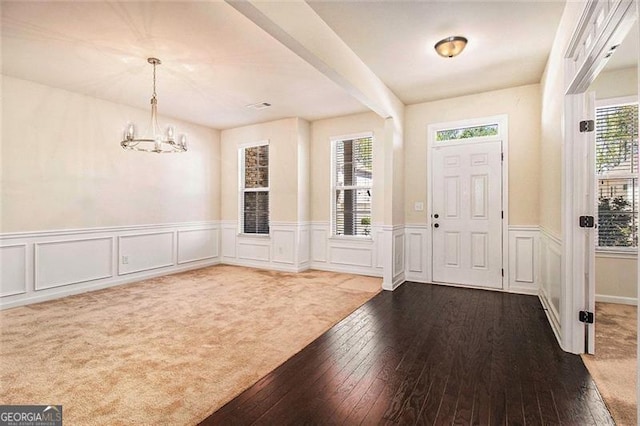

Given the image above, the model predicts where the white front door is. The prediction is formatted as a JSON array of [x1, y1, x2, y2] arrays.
[[431, 140, 503, 289]]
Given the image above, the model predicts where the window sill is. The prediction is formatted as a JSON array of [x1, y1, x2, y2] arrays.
[[237, 233, 270, 239], [329, 235, 373, 242], [595, 248, 637, 259]]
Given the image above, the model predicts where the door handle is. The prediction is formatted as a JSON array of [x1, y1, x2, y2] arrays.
[[434, 223, 439, 228], [434, 214, 439, 219]]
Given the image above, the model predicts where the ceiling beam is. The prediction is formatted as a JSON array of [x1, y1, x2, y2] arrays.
[[225, 0, 404, 123]]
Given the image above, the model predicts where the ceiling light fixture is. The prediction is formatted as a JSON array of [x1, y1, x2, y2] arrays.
[[434, 36, 468, 58], [121, 58, 187, 154]]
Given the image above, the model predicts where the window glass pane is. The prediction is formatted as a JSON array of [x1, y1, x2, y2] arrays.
[[335, 188, 372, 236], [243, 191, 269, 234], [244, 145, 269, 188], [598, 177, 638, 247], [596, 104, 638, 175], [596, 103, 638, 249], [335, 137, 372, 187], [436, 124, 498, 141]]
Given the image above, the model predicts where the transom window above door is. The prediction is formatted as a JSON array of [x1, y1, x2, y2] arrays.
[[436, 123, 499, 142], [430, 116, 506, 145]]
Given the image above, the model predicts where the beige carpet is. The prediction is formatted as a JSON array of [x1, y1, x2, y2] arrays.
[[0, 265, 381, 425], [582, 302, 637, 426]]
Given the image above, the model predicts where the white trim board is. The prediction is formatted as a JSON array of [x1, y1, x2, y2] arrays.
[[595, 294, 638, 305]]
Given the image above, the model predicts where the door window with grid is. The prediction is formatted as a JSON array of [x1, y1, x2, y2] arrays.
[[596, 101, 638, 249], [241, 143, 269, 234], [333, 134, 372, 237]]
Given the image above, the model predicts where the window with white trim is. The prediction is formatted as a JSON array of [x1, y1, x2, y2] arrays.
[[596, 100, 638, 249], [435, 123, 498, 141], [241, 143, 269, 234], [333, 134, 372, 236]]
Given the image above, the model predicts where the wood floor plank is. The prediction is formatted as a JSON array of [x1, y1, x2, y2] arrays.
[[199, 282, 615, 426]]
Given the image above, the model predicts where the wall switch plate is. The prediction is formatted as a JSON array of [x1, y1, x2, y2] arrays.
[[414, 202, 424, 211]]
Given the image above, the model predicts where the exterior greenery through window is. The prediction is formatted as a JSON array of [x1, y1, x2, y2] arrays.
[[333, 135, 372, 236], [436, 124, 498, 141], [596, 102, 638, 248], [242, 144, 269, 234]]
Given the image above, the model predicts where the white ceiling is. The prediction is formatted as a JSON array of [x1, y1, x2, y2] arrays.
[[308, 0, 567, 104], [0, 1, 368, 129], [1, 1, 570, 130]]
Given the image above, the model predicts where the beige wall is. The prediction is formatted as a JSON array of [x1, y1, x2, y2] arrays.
[[309, 112, 385, 223], [404, 84, 541, 225], [596, 255, 637, 300], [220, 117, 309, 223], [539, 1, 584, 239], [1, 76, 220, 233], [592, 67, 638, 100]]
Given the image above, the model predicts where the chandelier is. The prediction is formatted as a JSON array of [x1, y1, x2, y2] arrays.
[[121, 58, 187, 153]]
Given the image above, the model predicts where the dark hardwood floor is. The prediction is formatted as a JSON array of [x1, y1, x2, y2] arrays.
[[200, 282, 613, 425]]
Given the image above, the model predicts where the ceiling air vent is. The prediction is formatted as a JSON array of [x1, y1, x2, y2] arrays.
[[246, 102, 272, 110]]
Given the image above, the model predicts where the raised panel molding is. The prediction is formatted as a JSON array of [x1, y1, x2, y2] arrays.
[[271, 229, 295, 264], [221, 225, 237, 259], [508, 227, 540, 295], [404, 225, 429, 283], [393, 232, 405, 278], [539, 228, 562, 345], [311, 227, 328, 263], [118, 232, 174, 276], [298, 228, 310, 265], [178, 228, 219, 264], [0, 222, 221, 309], [0, 244, 28, 297], [330, 246, 373, 268], [36, 237, 114, 290]]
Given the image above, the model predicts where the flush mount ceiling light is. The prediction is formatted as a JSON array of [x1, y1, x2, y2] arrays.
[[434, 36, 468, 58], [121, 58, 187, 154]]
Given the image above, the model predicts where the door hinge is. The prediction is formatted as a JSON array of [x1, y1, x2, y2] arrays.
[[579, 120, 595, 132], [501, 268, 504, 277], [579, 215, 595, 228], [501, 211, 504, 219], [501, 152, 504, 161], [579, 311, 594, 324]]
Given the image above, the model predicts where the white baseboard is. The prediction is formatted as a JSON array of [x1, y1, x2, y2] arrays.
[[595, 294, 638, 306], [539, 287, 562, 348]]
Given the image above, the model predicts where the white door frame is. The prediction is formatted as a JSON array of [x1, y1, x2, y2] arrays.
[[562, 0, 637, 354], [426, 115, 509, 289]]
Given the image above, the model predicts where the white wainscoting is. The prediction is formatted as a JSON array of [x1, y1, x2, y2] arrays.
[[404, 224, 540, 295], [404, 225, 429, 283], [0, 244, 28, 297], [539, 227, 562, 344], [0, 222, 221, 309], [221, 221, 310, 272], [178, 228, 219, 265], [310, 222, 383, 277], [36, 237, 113, 290], [508, 227, 539, 295], [118, 232, 174, 275]]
